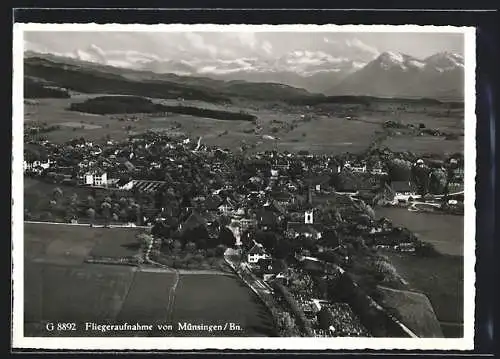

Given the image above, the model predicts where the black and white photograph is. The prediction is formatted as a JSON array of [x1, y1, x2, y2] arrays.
[[12, 24, 476, 350]]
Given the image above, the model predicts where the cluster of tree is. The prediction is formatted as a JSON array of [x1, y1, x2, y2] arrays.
[[24, 78, 70, 99], [388, 158, 413, 181], [272, 281, 314, 336], [69, 96, 258, 121], [153, 244, 227, 270], [26, 185, 146, 225], [325, 274, 407, 337]]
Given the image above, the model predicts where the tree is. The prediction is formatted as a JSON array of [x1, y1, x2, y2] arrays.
[[70, 193, 78, 205], [217, 227, 236, 247], [411, 164, 430, 195], [52, 187, 63, 200], [119, 197, 128, 208], [172, 239, 182, 254], [119, 209, 128, 222], [87, 195, 96, 208], [364, 203, 376, 220], [101, 201, 112, 226], [183, 226, 209, 249], [256, 230, 278, 252], [388, 158, 412, 181], [428, 168, 447, 195], [323, 228, 340, 248], [86, 208, 96, 223], [215, 244, 226, 257], [137, 233, 153, 250], [274, 239, 292, 259], [185, 241, 197, 252], [152, 222, 170, 239]]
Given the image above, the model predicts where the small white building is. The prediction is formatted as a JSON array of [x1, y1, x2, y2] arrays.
[[78, 171, 108, 187], [305, 210, 314, 224], [23, 159, 51, 173], [247, 243, 271, 264]]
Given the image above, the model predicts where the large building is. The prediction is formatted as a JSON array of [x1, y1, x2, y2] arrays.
[[78, 170, 108, 187]]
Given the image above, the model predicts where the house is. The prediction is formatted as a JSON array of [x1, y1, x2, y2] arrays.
[[263, 200, 286, 216], [205, 194, 224, 211], [218, 197, 237, 215], [306, 174, 331, 192], [451, 167, 464, 179], [287, 222, 323, 240], [247, 243, 271, 264], [370, 162, 388, 175], [240, 218, 257, 232], [119, 180, 167, 193], [387, 181, 417, 203], [78, 170, 108, 187], [23, 158, 51, 173], [447, 181, 464, 194], [297, 255, 326, 273], [343, 161, 367, 173], [257, 258, 287, 281], [178, 211, 208, 236], [271, 191, 295, 206]]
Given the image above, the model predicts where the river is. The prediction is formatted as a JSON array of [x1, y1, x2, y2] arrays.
[[375, 207, 464, 256]]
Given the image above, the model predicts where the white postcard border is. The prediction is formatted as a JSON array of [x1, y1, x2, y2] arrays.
[[12, 23, 476, 351]]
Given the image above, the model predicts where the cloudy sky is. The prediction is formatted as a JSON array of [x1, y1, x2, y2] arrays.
[[24, 31, 464, 76]]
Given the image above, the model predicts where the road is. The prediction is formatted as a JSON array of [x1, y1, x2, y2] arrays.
[[24, 220, 150, 229], [142, 235, 180, 323]]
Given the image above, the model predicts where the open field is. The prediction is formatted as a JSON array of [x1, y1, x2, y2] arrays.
[[24, 93, 463, 155], [24, 263, 136, 334], [115, 271, 176, 324], [381, 136, 463, 155], [24, 222, 143, 262], [171, 274, 278, 337], [376, 285, 443, 338], [23, 222, 275, 337]]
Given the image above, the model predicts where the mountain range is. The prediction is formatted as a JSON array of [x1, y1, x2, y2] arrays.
[[23, 48, 464, 101]]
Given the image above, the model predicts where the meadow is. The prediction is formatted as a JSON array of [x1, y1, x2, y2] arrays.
[[23, 222, 275, 337], [23, 94, 463, 155], [171, 274, 278, 337]]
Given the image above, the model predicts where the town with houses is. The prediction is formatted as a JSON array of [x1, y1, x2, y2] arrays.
[[23, 128, 465, 338]]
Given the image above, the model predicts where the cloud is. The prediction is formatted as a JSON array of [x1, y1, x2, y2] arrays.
[[261, 41, 273, 55], [184, 33, 219, 58], [233, 32, 258, 50], [345, 38, 379, 57]]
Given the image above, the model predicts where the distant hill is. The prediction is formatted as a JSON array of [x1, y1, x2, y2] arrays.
[[329, 52, 464, 101], [24, 77, 70, 99], [24, 50, 464, 103], [24, 52, 318, 103]]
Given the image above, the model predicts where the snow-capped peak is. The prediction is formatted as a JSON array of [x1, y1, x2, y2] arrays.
[[424, 52, 464, 72], [374, 51, 419, 71], [379, 51, 405, 64]]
